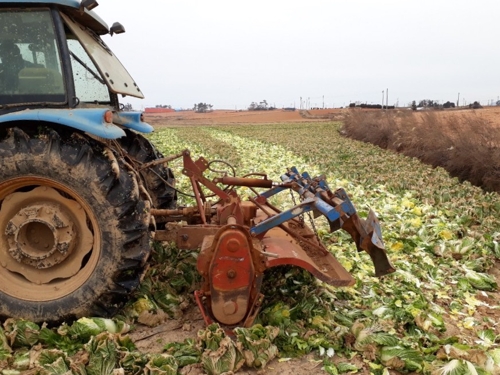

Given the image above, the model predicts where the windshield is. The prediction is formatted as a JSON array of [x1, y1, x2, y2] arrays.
[[61, 13, 144, 99], [0, 9, 66, 107], [66, 29, 110, 104]]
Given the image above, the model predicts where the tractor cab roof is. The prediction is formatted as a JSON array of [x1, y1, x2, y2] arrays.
[[0, 0, 109, 34]]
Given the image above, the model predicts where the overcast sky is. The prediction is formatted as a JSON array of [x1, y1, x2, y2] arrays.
[[95, 0, 500, 110]]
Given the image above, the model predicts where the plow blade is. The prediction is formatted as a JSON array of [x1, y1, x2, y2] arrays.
[[339, 209, 395, 277], [262, 226, 355, 287]]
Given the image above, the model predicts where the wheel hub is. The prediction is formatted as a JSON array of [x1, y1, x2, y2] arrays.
[[0, 186, 94, 284], [6, 203, 74, 269]]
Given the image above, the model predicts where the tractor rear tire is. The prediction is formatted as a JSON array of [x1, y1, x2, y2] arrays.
[[0, 126, 150, 324], [117, 129, 177, 210]]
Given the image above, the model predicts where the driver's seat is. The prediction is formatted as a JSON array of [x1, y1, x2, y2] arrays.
[[18, 67, 64, 94]]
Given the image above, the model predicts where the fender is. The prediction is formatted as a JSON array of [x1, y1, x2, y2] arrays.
[[115, 111, 154, 134], [0, 108, 153, 139]]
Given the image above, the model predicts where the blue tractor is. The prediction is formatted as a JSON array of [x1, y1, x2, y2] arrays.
[[0, 0, 394, 328], [0, 0, 176, 323]]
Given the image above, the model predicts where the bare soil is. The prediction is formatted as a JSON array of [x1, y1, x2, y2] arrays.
[[144, 108, 344, 127], [128, 307, 332, 375]]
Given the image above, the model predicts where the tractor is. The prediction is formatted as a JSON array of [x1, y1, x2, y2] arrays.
[[0, 0, 394, 328]]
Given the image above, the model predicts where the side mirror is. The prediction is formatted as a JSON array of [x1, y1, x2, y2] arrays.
[[110, 22, 126, 36], [80, 0, 99, 12]]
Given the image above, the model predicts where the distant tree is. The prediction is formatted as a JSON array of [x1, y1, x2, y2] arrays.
[[194, 102, 212, 113], [411, 100, 417, 111], [248, 100, 271, 111], [155, 104, 172, 109], [417, 99, 440, 108], [123, 103, 133, 111]]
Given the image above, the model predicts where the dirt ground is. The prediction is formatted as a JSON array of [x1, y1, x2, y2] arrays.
[[144, 108, 345, 126], [129, 306, 351, 375]]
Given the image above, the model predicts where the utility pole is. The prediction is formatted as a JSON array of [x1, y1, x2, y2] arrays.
[[457, 93, 460, 107], [386, 88, 389, 109], [322, 95, 324, 109], [382, 90, 384, 109]]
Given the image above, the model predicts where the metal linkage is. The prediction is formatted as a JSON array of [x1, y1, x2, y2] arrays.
[[250, 167, 356, 237], [250, 166, 395, 277]]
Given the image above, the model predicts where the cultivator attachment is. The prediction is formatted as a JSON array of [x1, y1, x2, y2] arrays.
[[152, 150, 395, 328]]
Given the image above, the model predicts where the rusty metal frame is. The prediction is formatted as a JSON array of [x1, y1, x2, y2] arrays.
[[151, 150, 395, 328]]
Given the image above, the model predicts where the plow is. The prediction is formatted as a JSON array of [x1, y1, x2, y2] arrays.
[[150, 150, 395, 328]]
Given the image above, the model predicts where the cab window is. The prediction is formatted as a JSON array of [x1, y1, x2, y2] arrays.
[[0, 9, 65, 105]]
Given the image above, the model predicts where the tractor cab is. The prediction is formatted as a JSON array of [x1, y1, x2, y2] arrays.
[[0, 0, 143, 110]]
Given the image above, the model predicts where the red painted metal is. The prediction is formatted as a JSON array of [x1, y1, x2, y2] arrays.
[[196, 225, 262, 326], [213, 176, 273, 188], [262, 231, 354, 286], [161, 150, 394, 328]]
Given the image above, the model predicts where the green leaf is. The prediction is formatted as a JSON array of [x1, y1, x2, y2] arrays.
[[0, 326, 12, 361], [379, 346, 423, 371], [201, 336, 244, 375], [144, 354, 178, 375], [38, 349, 70, 375], [234, 325, 279, 368], [3, 319, 40, 348], [69, 318, 103, 341], [85, 333, 119, 375], [11, 349, 30, 371], [163, 338, 200, 367], [464, 268, 497, 291]]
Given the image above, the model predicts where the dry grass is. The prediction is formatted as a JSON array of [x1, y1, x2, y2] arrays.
[[341, 109, 500, 192]]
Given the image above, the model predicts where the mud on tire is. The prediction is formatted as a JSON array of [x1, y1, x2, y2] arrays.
[[117, 129, 177, 210], [0, 126, 150, 324]]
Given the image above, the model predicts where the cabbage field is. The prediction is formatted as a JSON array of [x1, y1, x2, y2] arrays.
[[1, 121, 500, 375]]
